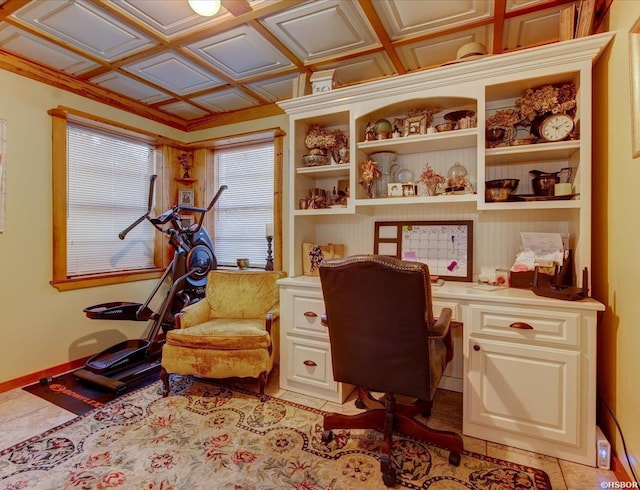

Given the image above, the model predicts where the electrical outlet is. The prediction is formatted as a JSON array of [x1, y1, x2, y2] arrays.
[[596, 426, 611, 470]]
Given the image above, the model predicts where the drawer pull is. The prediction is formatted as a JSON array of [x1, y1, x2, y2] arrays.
[[473, 344, 480, 351], [303, 311, 318, 318], [510, 322, 534, 330], [303, 360, 317, 367]]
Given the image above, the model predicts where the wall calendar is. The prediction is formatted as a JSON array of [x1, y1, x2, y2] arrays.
[[374, 220, 473, 281]]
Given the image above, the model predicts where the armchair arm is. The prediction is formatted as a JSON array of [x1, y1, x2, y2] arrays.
[[428, 308, 463, 364], [175, 299, 210, 329], [265, 304, 280, 358], [428, 307, 452, 338], [264, 306, 280, 334], [265, 306, 280, 323]]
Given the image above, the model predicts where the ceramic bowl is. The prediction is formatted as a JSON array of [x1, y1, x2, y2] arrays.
[[485, 178, 520, 192], [485, 188, 512, 202], [302, 154, 330, 167], [436, 122, 456, 132]]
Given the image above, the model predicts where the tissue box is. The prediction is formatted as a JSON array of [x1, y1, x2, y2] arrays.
[[510, 271, 554, 289]]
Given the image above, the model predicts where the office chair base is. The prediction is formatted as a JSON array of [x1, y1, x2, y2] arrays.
[[322, 392, 463, 487]]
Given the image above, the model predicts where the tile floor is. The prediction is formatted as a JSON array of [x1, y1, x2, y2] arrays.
[[0, 373, 623, 490]]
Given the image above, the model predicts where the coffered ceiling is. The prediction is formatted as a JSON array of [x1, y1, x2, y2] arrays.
[[0, 0, 609, 131]]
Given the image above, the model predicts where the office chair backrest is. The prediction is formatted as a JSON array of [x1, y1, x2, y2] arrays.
[[319, 255, 435, 400]]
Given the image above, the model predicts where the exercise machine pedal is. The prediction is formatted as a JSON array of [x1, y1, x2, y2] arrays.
[[74, 369, 127, 394]]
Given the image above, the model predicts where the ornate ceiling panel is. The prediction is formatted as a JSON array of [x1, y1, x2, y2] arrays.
[[0, 0, 608, 130]]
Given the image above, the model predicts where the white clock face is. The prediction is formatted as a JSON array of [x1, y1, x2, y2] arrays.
[[540, 114, 574, 141]]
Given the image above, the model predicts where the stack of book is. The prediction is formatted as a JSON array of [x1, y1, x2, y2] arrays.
[[560, 0, 599, 41]]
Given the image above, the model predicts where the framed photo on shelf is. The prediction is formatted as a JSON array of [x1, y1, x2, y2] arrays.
[[180, 215, 194, 229], [403, 114, 427, 137], [178, 189, 194, 206]]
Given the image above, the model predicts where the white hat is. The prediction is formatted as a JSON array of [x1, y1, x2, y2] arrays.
[[442, 42, 489, 66]]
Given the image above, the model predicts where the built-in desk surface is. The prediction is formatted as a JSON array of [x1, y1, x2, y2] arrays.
[[279, 275, 604, 310]]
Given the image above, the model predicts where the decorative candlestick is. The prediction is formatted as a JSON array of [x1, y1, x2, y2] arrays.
[[265, 223, 274, 271], [265, 236, 274, 271]]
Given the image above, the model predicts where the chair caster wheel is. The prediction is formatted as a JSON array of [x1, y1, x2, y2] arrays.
[[382, 470, 396, 487], [449, 451, 461, 466], [354, 399, 365, 409], [321, 430, 334, 443]]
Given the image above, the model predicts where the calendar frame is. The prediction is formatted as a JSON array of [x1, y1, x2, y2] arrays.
[[374, 220, 473, 282]]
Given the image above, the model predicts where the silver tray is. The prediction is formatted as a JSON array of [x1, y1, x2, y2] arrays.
[[508, 193, 580, 201]]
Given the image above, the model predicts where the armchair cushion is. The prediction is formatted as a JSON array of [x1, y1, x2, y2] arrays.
[[166, 318, 270, 350]]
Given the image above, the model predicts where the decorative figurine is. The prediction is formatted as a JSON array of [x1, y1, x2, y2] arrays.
[[178, 153, 192, 179]]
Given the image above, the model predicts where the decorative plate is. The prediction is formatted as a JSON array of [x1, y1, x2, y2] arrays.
[[396, 168, 413, 183]]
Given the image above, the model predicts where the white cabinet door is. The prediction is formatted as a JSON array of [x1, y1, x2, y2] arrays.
[[467, 337, 580, 445]]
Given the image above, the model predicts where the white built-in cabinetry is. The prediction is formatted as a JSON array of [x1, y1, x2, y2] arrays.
[[277, 33, 613, 466]]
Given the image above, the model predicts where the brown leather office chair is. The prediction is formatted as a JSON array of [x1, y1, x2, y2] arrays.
[[318, 255, 463, 487]]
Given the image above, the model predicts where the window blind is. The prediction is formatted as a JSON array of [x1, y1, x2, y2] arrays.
[[66, 124, 156, 276], [214, 142, 274, 268]]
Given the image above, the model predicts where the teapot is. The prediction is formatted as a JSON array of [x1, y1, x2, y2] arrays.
[[530, 167, 571, 196]]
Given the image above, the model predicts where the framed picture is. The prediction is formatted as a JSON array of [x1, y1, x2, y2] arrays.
[[0, 118, 5, 233], [388, 183, 403, 197], [374, 220, 473, 281], [631, 18, 640, 158], [403, 114, 427, 137], [401, 183, 416, 196], [337, 178, 350, 197], [180, 215, 194, 229], [178, 189, 194, 206]]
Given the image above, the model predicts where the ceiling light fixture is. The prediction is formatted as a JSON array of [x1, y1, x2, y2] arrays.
[[188, 0, 221, 17]]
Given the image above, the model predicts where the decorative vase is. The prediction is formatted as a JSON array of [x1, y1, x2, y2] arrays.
[[370, 152, 398, 198], [426, 183, 439, 196], [366, 182, 376, 198], [338, 147, 349, 163]]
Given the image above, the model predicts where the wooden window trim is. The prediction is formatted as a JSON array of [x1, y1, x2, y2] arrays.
[[203, 132, 285, 271], [50, 105, 285, 289], [50, 108, 169, 290]]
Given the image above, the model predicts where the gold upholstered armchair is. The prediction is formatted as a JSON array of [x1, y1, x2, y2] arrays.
[[160, 269, 286, 401]]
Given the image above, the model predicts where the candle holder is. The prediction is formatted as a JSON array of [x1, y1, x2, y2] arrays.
[[265, 236, 274, 271]]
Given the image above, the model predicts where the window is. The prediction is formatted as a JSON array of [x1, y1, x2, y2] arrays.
[[66, 124, 156, 276], [214, 142, 274, 268], [50, 107, 164, 290], [51, 106, 284, 289]]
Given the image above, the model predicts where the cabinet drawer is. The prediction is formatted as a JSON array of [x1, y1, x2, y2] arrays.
[[469, 304, 580, 347], [285, 336, 336, 392], [292, 294, 327, 338]]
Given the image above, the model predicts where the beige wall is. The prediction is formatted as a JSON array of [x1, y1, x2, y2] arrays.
[[0, 68, 287, 384], [593, 0, 640, 478]]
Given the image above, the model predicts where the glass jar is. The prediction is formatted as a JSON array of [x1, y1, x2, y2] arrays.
[[446, 163, 470, 193]]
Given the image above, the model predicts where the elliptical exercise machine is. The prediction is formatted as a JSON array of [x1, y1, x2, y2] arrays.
[[73, 175, 226, 393]]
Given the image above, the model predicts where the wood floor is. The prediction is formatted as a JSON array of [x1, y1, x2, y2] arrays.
[[0, 370, 624, 489]]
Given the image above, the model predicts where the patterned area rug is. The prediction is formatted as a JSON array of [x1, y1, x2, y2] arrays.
[[1, 377, 551, 489]]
